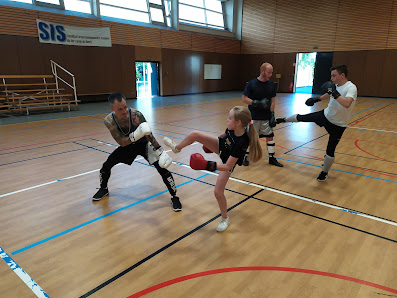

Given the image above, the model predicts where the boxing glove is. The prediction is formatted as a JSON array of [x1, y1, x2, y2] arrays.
[[129, 122, 151, 142], [252, 98, 270, 110], [321, 81, 341, 99], [190, 153, 217, 172], [269, 111, 276, 127], [154, 147, 172, 168], [305, 97, 321, 106]]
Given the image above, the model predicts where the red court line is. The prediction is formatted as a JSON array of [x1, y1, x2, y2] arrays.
[[0, 132, 108, 152], [343, 137, 397, 147], [128, 266, 397, 297], [349, 113, 377, 127], [354, 140, 389, 161]]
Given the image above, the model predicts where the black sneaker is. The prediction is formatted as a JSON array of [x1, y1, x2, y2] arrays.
[[276, 118, 286, 124], [92, 188, 109, 201], [269, 157, 283, 167], [317, 171, 328, 182], [242, 156, 249, 166], [171, 196, 182, 212]]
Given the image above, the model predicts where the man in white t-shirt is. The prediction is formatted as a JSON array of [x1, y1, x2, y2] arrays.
[[276, 65, 358, 181]]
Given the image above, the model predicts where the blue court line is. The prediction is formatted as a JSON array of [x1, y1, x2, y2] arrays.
[[273, 156, 397, 183], [0, 138, 106, 156], [0, 147, 92, 167], [0, 119, 98, 134], [11, 173, 209, 255], [285, 152, 397, 176], [350, 103, 383, 117], [299, 146, 397, 163], [80, 189, 264, 297], [283, 134, 328, 154], [80, 174, 397, 297]]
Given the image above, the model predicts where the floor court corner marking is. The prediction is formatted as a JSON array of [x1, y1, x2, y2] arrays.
[[0, 245, 49, 298]]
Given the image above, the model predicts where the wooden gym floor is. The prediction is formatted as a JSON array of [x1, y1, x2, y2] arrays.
[[0, 93, 396, 297]]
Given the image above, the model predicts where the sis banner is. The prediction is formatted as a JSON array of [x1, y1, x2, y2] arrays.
[[36, 19, 112, 47]]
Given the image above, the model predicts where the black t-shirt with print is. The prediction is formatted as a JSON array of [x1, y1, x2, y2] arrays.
[[243, 78, 276, 120], [219, 128, 249, 166]]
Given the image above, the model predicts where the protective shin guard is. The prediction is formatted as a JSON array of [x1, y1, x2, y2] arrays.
[[285, 114, 298, 122], [99, 170, 111, 189], [322, 154, 335, 173], [267, 141, 275, 157]]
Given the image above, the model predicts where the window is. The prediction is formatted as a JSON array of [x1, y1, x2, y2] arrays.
[[179, 0, 224, 30], [8, 0, 32, 3], [33, 0, 64, 9], [64, 0, 90, 14], [4, 0, 231, 35]]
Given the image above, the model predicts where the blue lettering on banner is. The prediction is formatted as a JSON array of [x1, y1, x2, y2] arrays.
[[56, 25, 66, 42], [38, 21, 49, 40], [38, 21, 66, 43]]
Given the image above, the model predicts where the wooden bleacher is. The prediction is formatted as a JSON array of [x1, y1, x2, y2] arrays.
[[0, 71, 80, 115]]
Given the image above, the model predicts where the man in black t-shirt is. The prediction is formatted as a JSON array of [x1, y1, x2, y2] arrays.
[[242, 62, 283, 167]]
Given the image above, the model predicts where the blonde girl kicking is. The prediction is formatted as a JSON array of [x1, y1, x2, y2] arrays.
[[164, 106, 262, 232]]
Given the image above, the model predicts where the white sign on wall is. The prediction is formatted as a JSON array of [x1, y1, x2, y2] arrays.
[[37, 19, 112, 47], [204, 64, 222, 80]]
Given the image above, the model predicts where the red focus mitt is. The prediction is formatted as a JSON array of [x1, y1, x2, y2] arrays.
[[202, 145, 213, 153], [190, 153, 217, 172]]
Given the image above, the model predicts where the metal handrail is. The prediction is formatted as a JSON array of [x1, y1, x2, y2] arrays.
[[50, 60, 78, 104]]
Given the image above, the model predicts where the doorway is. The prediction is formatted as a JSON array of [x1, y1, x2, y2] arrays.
[[295, 52, 317, 94], [312, 52, 334, 94], [135, 62, 159, 98]]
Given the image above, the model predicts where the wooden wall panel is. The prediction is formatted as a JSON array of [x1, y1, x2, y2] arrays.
[[272, 53, 296, 92], [160, 49, 241, 96], [160, 30, 192, 51], [241, 0, 397, 54], [215, 39, 241, 54], [241, 54, 274, 89], [334, 0, 393, 51], [192, 34, 216, 52], [239, 53, 295, 93], [0, 35, 22, 75], [331, 50, 394, 97], [18, 36, 48, 85], [135, 46, 162, 62], [362, 51, 386, 97], [0, 35, 135, 98], [273, 0, 338, 53], [0, 4, 239, 53], [106, 21, 162, 48], [378, 49, 397, 97], [241, 0, 276, 54], [0, 6, 37, 37], [387, 0, 397, 48]]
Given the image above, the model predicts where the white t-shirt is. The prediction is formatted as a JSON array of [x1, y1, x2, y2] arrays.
[[324, 81, 357, 127]]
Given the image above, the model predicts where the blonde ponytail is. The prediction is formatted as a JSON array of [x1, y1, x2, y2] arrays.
[[247, 124, 262, 162], [232, 106, 263, 163]]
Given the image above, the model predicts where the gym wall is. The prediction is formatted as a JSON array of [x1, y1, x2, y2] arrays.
[[240, 0, 397, 97], [0, 4, 241, 100]]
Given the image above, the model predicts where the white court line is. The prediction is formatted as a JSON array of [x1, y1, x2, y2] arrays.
[[347, 126, 397, 134], [0, 141, 197, 198], [0, 246, 49, 298], [173, 161, 397, 227], [1, 141, 396, 228]]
